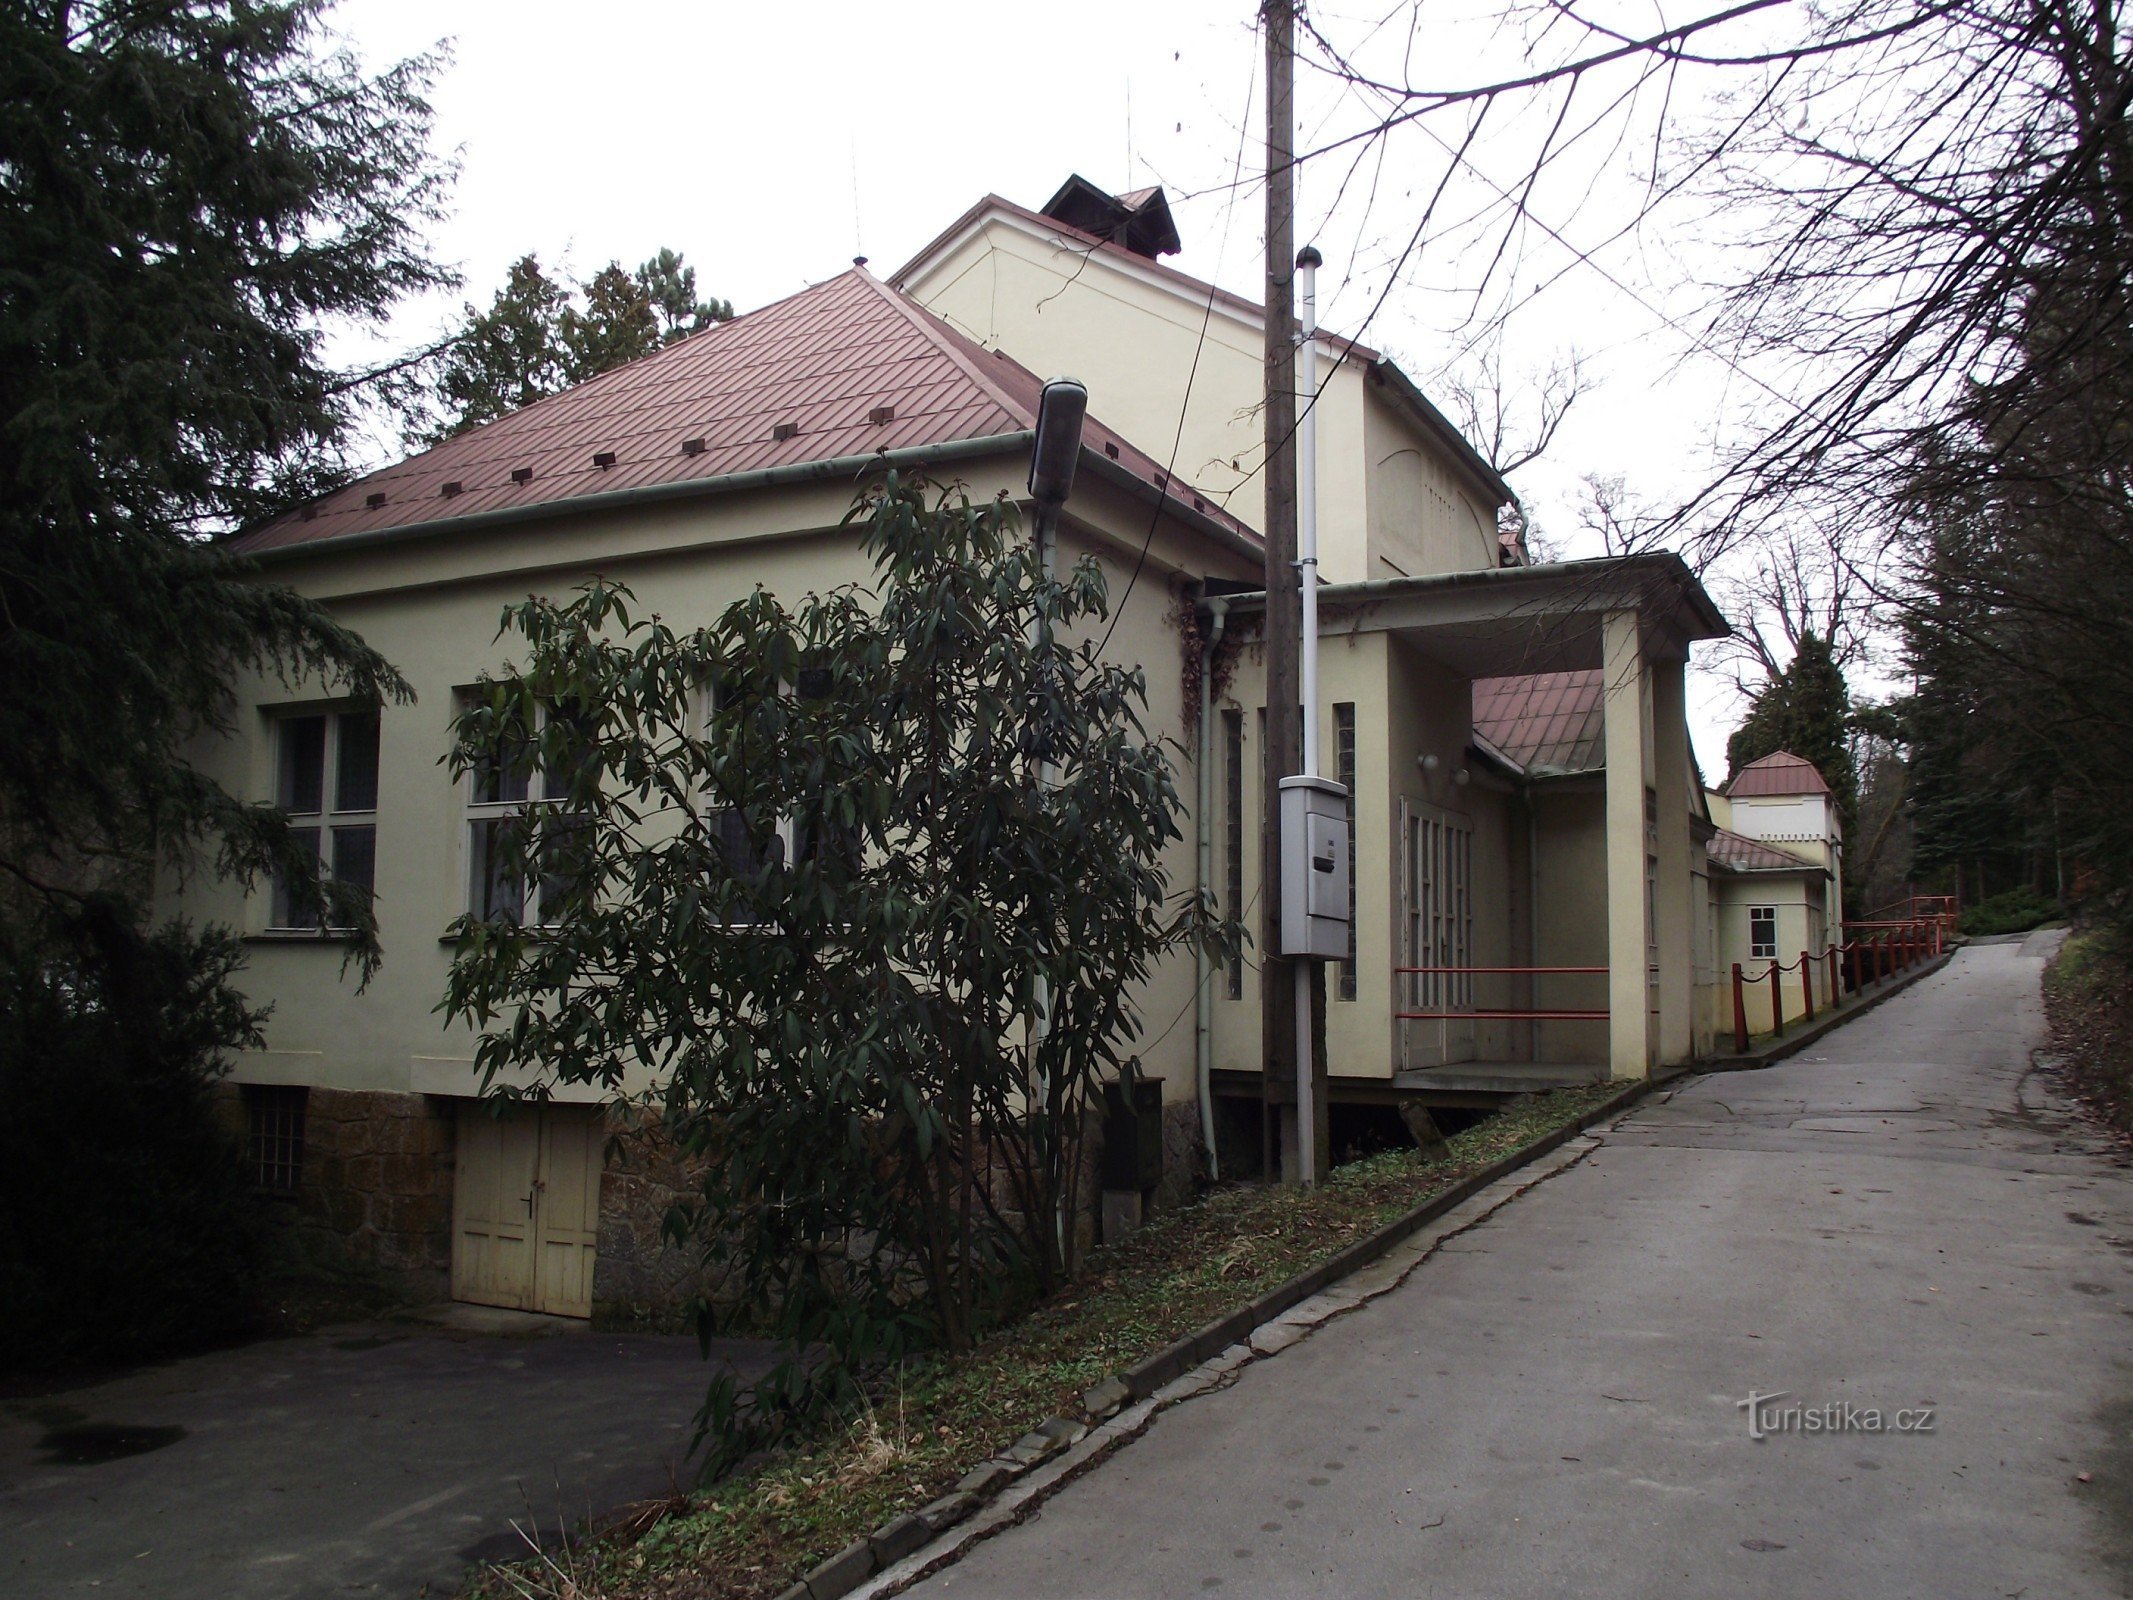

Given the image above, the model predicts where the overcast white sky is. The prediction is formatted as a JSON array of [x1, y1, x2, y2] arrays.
[[324, 0, 1838, 776]]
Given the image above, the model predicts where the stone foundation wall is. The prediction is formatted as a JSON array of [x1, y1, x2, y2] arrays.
[[220, 1085, 455, 1300], [219, 1084, 1217, 1324], [1153, 1098, 1207, 1213], [591, 1110, 730, 1330], [585, 1096, 1217, 1325]]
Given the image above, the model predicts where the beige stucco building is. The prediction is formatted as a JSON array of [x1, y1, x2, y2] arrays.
[[169, 178, 1729, 1319], [1705, 750, 1848, 1036]]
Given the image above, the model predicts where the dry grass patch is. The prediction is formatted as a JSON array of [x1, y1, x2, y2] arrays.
[[2046, 929, 2133, 1139]]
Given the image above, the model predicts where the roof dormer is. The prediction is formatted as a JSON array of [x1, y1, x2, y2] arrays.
[[1038, 174, 1182, 260]]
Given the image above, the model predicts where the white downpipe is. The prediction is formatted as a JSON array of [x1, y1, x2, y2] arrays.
[[1294, 246, 1322, 1188], [1298, 257, 1320, 775], [1195, 600, 1229, 1182]]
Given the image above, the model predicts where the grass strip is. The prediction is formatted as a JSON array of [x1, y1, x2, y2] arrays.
[[476, 1081, 1628, 1600]]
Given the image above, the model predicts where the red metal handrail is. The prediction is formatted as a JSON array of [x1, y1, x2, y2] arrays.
[[1863, 893, 1961, 935], [1394, 963, 1608, 1025], [1396, 1010, 1608, 1020], [1733, 918, 1947, 1049], [1394, 964, 1607, 974]]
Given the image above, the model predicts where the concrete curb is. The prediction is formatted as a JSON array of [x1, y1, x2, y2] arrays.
[[844, 1131, 1614, 1600], [1703, 949, 1955, 1072], [775, 1073, 1676, 1600], [779, 957, 1961, 1599]]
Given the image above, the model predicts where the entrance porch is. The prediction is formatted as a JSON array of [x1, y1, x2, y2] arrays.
[[1200, 552, 1728, 1116]]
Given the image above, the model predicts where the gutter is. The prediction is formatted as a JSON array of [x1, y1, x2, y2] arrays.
[[1213, 551, 1731, 641], [1076, 448, 1262, 565], [236, 431, 1263, 575], [232, 433, 1042, 567]]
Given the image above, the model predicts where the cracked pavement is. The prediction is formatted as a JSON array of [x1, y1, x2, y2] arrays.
[[906, 930, 2133, 1599]]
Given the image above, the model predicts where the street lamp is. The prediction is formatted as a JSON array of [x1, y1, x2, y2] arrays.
[[1029, 377, 1089, 528]]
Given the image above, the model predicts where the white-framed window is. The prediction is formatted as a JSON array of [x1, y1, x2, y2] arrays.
[[1749, 905, 1778, 961], [702, 667, 859, 924], [269, 708, 379, 930], [1406, 805, 1473, 1010], [462, 699, 596, 927]]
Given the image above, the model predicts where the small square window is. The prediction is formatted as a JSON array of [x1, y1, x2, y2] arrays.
[[244, 1085, 307, 1194], [1749, 906, 1778, 961]]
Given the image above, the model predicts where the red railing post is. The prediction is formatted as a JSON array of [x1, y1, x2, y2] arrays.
[[1732, 963, 1748, 1052], [1770, 960, 1784, 1033], [1801, 950, 1814, 1021]]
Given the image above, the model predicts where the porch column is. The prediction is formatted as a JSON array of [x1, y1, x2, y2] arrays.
[[1602, 610, 1652, 1079], [1651, 653, 1695, 1066]]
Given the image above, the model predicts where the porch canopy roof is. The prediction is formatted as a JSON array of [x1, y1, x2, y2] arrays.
[[1212, 551, 1729, 677]]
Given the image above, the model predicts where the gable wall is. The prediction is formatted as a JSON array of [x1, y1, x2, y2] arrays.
[[1362, 387, 1501, 580], [902, 218, 1497, 587]]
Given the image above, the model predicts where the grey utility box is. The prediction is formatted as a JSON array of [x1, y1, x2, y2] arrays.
[[1279, 774, 1351, 959]]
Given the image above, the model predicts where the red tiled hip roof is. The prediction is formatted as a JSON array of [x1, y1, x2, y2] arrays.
[[229, 269, 1252, 558]]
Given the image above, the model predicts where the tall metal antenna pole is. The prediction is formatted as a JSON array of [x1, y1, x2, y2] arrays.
[[1260, 0, 1305, 1183]]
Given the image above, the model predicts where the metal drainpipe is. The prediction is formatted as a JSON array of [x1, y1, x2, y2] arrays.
[[1194, 598, 1230, 1181]]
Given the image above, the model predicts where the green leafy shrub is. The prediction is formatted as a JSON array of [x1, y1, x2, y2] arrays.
[[1958, 886, 2062, 936], [0, 905, 267, 1373], [443, 474, 1235, 1468]]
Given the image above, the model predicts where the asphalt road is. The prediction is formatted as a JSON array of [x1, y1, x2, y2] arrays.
[[0, 1308, 765, 1598], [912, 931, 2133, 1599]]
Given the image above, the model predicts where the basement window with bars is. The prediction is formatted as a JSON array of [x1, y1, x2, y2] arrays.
[[244, 1085, 307, 1194], [269, 709, 379, 930]]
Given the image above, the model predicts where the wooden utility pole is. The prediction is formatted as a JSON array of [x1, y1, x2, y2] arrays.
[[1260, 0, 1304, 1181]]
